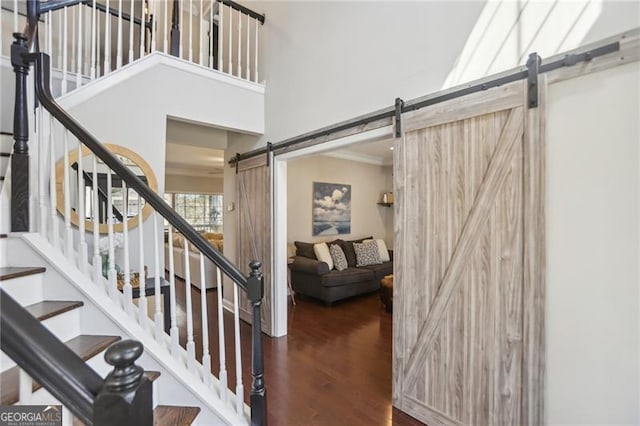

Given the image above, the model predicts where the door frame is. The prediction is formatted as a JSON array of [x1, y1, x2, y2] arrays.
[[271, 125, 394, 336]]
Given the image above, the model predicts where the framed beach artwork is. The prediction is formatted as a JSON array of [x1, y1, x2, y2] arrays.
[[312, 182, 351, 236]]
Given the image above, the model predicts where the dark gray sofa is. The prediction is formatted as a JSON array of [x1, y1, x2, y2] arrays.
[[290, 238, 393, 304]]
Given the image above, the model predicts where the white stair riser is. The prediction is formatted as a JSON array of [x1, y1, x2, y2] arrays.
[[0, 135, 12, 152], [40, 309, 82, 344], [0, 274, 44, 306], [0, 352, 16, 372]]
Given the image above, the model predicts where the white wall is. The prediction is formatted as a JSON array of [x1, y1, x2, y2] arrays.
[[546, 62, 639, 424], [287, 155, 391, 247]]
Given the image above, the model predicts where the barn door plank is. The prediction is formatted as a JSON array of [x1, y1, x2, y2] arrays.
[[403, 106, 524, 389]]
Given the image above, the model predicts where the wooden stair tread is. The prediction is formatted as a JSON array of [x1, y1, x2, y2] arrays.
[[153, 405, 201, 426], [145, 370, 161, 382], [0, 234, 7, 238], [0, 152, 10, 157], [0, 335, 121, 405], [25, 300, 84, 321], [0, 266, 46, 281]]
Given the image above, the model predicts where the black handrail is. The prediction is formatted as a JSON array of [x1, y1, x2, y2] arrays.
[[28, 52, 249, 290], [71, 162, 125, 222], [220, 0, 265, 24], [37, 0, 152, 29], [0, 289, 102, 424]]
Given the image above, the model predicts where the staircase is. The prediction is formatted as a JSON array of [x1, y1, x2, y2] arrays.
[[0, 1, 268, 424]]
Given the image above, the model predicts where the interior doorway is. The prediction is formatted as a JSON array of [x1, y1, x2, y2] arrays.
[[272, 125, 395, 336]]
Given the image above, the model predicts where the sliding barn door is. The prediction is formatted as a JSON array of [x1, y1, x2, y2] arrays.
[[393, 80, 545, 425], [236, 157, 272, 334]]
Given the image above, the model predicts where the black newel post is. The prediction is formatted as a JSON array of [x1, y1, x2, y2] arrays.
[[170, 0, 180, 57], [248, 261, 267, 426], [11, 32, 31, 232], [94, 340, 153, 426]]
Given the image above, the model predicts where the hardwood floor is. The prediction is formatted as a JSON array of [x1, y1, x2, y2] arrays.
[[173, 277, 424, 425]]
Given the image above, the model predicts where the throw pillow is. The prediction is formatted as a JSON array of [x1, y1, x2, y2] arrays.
[[295, 241, 317, 260], [340, 236, 373, 267], [364, 239, 391, 262], [354, 241, 382, 266], [329, 244, 348, 271], [313, 242, 334, 270]]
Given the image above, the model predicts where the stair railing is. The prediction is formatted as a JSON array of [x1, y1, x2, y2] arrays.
[[1, 0, 265, 97], [9, 2, 267, 424], [1, 288, 153, 425]]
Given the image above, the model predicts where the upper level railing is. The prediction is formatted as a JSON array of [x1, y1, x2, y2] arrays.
[[1, 0, 264, 96], [7, 1, 267, 424]]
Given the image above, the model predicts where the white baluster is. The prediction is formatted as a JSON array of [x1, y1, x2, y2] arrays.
[[92, 156, 102, 286], [218, 1, 223, 71], [233, 281, 244, 415], [104, 0, 111, 74], [12, 0, 17, 32], [107, 168, 117, 296], [216, 267, 228, 400], [63, 130, 73, 258], [237, 9, 241, 78], [38, 108, 46, 236], [77, 141, 88, 273], [163, 0, 168, 53], [96, 6, 101, 76], [167, 227, 180, 358], [129, 0, 135, 63], [200, 254, 212, 387], [246, 14, 250, 80], [199, 0, 204, 65], [179, 0, 184, 58], [209, 0, 214, 68], [57, 10, 63, 69], [153, 212, 164, 342], [122, 182, 133, 316], [151, 0, 157, 52], [19, 370, 32, 404], [62, 407, 72, 426], [70, 4, 76, 74], [188, 0, 193, 62], [91, 0, 97, 79], [139, 0, 146, 58], [117, 0, 123, 68], [62, 6, 68, 94], [47, 12, 52, 84], [227, 6, 232, 74], [49, 116, 59, 249], [76, 5, 83, 87], [138, 195, 148, 327], [254, 17, 258, 82], [184, 240, 197, 372]]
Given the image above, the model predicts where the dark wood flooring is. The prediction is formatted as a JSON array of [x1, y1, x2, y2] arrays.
[[172, 276, 424, 425]]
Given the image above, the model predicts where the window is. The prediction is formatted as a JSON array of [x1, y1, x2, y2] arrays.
[[164, 193, 223, 233]]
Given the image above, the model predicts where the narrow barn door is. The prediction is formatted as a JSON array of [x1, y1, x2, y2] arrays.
[[236, 156, 272, 334], [393, 80, 545, 425]]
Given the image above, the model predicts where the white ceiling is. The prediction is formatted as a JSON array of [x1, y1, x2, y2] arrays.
[[165, 119, 228, 178], [323, 137, 394, 166]]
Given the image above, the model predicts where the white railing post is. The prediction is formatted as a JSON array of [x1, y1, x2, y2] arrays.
[[18, 370, 32, 405], [92, 156, 101, 286], [199, 0, 204, 65], [233, 282, 244, 416], [227, 5, 232, 74], [117, 0, 123, 68], [237, 9, 241, 78], [183, 241, 197, 372], [218, 1, 223, 71], [91, 0, 97, 79], [153, 212, 164, 343], [179, 0, 184, 58], [77, 142, 88, 274], [122, 182, 133, 316], [63, 131, 73, 258], [104, 0, 111, 74], [138, 198, 148, 327], [49, 116, 59, 249], [76, 5, 83, 87], [38, 108, 46, 237], [254, 17, 258, 82], [12, 0, 18, 32], [167, 227, 180, 358], [107, 168, 117, 297], [199, 254, 212, 387], [62, 7, 68, 94], [245, 13, 250, 80], [216, 267, 228, 401], [188, 0, 193, 62], [209, 0, 214, 68], [139, 0, 146, 59], [129, 0, 135, 63], [151, 0, 157, 52], [57, 10, 63, 69], [163, 0, 169, 54]]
